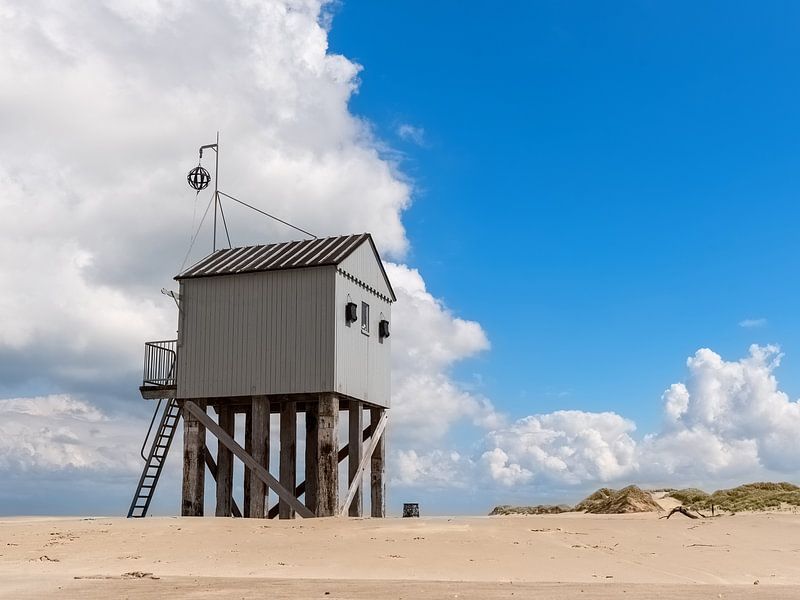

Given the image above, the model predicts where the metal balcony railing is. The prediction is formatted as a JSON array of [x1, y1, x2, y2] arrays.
[[143, 339, 177, 387]]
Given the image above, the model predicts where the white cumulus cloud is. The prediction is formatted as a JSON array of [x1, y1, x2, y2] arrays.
[[0, 0, 496, 511], [481, 345, 800, 491]]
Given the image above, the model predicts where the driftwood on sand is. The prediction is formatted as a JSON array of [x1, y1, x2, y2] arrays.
[[661, 506, 707, 520]]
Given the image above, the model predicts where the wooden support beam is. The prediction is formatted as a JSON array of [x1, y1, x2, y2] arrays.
[[181, 399, 206, 516], [341, 411, 388, 517], [348, 401, 364, 517], [215, 405, 234, 517], [183, 400, 314, 518], [266, 424, 373, 519], [248, 396, 270, 518], [304, 403, 318, 513], [243, 406, 252, 518], [370, 407, 386, 518], [204, 448, 242, 517], [316, 394, 339, 517], [279, 400, 297, 519]]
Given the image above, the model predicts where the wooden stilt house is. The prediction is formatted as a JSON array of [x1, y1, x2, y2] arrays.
[[129, 233, 394, 519]]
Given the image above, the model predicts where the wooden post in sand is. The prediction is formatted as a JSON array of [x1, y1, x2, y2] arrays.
[[279, 399, 297, 519], [316, 394, 339, 516], [305, 402, 319, 513], [348, 400, 364, 517], [243, 406, 252, 517], [215, 404, 234, 517], [181, 399, 206, 516], [248, 395, 270, 518], [370, 407, 386, 518]]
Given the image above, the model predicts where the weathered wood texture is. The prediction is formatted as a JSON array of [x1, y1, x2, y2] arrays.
[[248, 396, 270, 518], [348, 401, 363, 517], [304, 404, 318, 513], [183, 400, 314, 518], [203, 448, 241, 517], [243, 407, 252, 517], [215, 405, 234, 517], [341, 410, 387, 516], [316, 394, 339, 517], [370, 407, 386, 518], [279, 400, 297, 519], [267, 423, 373, 519], [181, 399, 207, 516]]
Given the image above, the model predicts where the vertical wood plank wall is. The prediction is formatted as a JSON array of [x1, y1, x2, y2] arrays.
[[177, 268, 336, 399]]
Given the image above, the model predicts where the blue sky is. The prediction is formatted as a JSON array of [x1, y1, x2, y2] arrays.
[[330, 1, 800, 433]]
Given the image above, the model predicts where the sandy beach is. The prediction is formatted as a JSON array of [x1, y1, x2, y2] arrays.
[[1, 512, 799, 599]]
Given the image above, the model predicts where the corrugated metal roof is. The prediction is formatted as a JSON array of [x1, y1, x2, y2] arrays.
[[177, 233, 371, 280]]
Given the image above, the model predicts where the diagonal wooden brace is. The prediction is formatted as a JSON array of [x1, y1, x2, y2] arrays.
[[340, 412, 388, 516], [204, 448, 242, 518], [266, 423, 374, 519], [183, 400, 314, 519]]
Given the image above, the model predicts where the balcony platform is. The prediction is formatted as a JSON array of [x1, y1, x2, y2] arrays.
[[140, 384, 177, 400]]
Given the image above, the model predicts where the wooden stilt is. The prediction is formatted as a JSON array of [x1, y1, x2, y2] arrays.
[[215, 405, 234, 517], [348, 401, 363, 517], [266, 423, 373, 519], [183, 401, 313, 518], [279, 400, 297, 519], [204, 448, 242, 517], [181, 399, 206, 516], [248, 396, 270, 518], [304, 403, 318, 513], [316, 393, 339, 517], [370, 407, 386, 518], [243, 406, 252, 518]]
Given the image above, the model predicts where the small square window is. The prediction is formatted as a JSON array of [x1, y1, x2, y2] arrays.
[[361, 301, 370, 334]]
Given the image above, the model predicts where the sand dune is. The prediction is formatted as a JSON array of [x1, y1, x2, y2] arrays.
[[1, 512, 799, 598]]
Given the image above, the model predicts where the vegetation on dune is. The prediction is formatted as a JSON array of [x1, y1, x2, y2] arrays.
[[669, 482, 800, 512], [667, 487, 710, 506], [574, 488, 616, 513], [489, 481, 800, 517], [577, 485, 663, 514], [489, 504, 573, 516]]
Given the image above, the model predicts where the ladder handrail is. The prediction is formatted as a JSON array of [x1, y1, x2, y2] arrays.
[[140, 399, 163, 461]]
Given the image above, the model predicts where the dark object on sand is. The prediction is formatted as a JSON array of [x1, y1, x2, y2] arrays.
[[662, 506, 698, 519], [403, 503, 420, 518]]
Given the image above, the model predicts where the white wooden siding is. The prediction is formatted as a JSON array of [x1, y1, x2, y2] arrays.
[[177, 267, 336, 398], [333, 271, 391, 408], [338, 241, 394, 301]]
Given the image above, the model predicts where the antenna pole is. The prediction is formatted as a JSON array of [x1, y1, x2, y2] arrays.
[[213, 131, 220, 252]]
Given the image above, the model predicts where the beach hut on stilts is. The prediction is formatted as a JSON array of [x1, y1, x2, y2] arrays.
[[128, 136, 393, 519]]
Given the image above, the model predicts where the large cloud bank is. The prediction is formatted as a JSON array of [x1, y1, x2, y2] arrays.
[[0, 0, 496, 511]]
